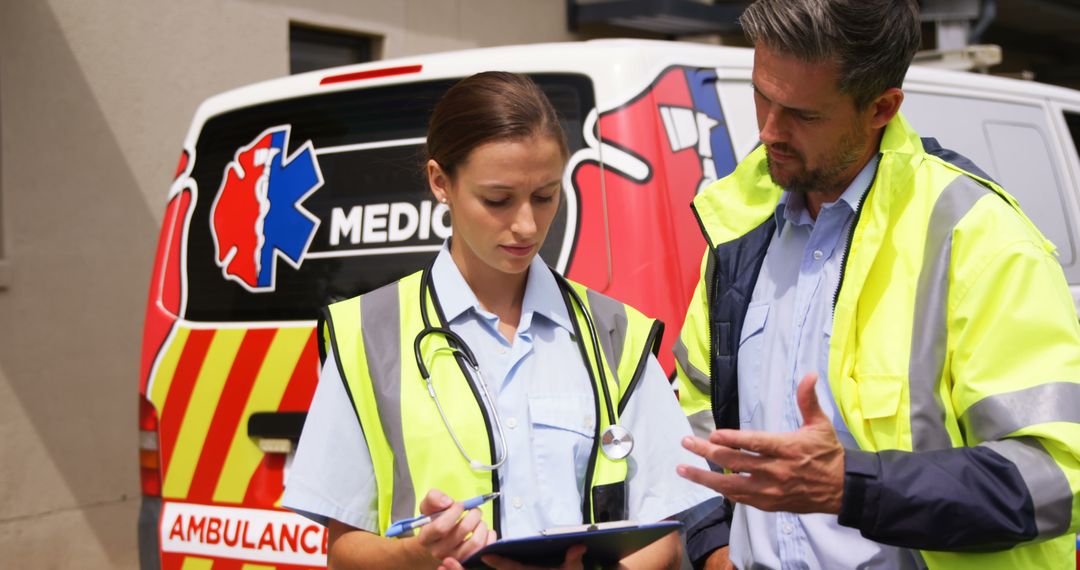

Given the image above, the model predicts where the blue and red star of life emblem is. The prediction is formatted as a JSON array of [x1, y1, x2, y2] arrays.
[[210, 126, 323, 292]]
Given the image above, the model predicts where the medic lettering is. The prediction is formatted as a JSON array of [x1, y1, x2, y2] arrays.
[[329, 200, 451, 246]]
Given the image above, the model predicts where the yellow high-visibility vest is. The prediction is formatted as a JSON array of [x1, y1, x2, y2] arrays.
[[323, 268, 663, 536]]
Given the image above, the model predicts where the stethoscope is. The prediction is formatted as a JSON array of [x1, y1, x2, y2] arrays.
[[412, 264, 634, 471]]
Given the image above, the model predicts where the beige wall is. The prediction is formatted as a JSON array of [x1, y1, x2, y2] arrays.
[[0, 1, 576, 567]]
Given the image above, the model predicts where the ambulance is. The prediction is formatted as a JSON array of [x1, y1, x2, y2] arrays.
[[137, 39, 1080, 569]]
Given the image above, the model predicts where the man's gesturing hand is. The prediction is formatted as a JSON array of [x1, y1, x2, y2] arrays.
[[676, 373, 845, 514]]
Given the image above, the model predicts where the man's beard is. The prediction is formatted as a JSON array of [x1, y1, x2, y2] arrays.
[[766, 131, 866, 194]]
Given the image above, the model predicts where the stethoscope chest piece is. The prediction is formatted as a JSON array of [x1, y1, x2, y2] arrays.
[[600, 424, 634, 460]]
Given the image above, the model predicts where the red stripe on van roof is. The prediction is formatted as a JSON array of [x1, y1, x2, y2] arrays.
[[319, 64, 423, 85], [186, 329, 276, 503]]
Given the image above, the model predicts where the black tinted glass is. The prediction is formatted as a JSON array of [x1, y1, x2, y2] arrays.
[[1067, 111, 1080, 163], [183, 74, 594, 322]]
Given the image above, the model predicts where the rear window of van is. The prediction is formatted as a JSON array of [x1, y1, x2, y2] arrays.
[[182, 74, 594, 323]]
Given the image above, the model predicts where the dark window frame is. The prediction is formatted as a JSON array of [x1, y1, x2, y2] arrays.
[[1064, 109, 1080, 164], [289, 22, 380, 75]]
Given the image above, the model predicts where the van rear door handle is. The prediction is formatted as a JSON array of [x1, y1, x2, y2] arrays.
[[247, 412, 307, 454]]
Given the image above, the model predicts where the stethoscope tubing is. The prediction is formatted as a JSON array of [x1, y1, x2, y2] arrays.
[[416, 268, 509, 471], [553, 272, 619, 428], [414, 262, 630, 469]]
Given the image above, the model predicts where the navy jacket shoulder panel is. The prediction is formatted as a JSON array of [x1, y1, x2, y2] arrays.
[[710, 216, 776, 430]]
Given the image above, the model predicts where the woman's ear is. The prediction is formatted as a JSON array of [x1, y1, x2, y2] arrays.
[[427, 159, 450, 205]]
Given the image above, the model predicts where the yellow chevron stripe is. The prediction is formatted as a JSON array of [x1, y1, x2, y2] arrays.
[[163, 329, 246, 499], [180, 556, 213, 570], [214, 327, 311, 503], [149, 326, 192, 409], [241, 564, 275, 570]]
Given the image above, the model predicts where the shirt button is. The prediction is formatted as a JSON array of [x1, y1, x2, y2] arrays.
[[782, 523, 794, 535], [512, 497, 524, 509], [812, 249, 824, 261], [506, 417, 518, 429], [497, 346, 508, 355]]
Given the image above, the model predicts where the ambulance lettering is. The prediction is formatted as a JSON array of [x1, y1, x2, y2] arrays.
[[161, 502, 328, 566]]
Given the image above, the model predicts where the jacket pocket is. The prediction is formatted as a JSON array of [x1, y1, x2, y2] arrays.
[[855, 373, 906, 449], [856, 373, 904, 419]]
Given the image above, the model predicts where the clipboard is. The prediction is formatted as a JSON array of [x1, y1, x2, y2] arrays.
[[461, 520, 682, 569]]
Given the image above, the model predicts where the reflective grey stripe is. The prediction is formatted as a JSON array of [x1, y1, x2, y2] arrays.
[[674, 337, 710, 395], [910, 176, 991, 451], [586, 289, 627, 380], [675, 338, 715, 438], [980, 437, 1073, 538], [360, 282, 415, 525], [687, 410, 715, 440], [961, 382, 1080, 442]]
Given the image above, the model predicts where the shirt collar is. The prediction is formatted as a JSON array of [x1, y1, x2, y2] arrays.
[[429, 243, 574, 332], [773, 154, 881, 235]]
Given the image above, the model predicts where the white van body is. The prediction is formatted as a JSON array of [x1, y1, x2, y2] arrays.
[[138, 40, 1080, 569]]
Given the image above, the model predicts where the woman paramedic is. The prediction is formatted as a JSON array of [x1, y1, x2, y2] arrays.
[[282, 72, 715, 570]]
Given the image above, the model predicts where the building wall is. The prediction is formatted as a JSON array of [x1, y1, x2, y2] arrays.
[[0, 1, 575, 567]]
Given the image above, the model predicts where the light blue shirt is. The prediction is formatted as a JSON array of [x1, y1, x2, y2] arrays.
[[731, 157, 923, 570], [283, 245, 716, 539]]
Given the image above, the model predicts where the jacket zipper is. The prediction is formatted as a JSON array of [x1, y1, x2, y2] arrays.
[[832, 157, 882, 310], [708, 252, 723, 430], [689, 202, 722, 428]]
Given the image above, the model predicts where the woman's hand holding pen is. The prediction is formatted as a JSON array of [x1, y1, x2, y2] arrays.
[[416, 489, 498, 570]]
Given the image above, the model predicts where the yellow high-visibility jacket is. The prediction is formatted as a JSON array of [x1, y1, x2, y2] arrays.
[[322, 267, 663, 537], [676, 112, 1080, 569]]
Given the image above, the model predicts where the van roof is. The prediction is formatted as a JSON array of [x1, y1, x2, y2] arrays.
[[184, 39, 1080, 149], [185, 39, 746, 142]]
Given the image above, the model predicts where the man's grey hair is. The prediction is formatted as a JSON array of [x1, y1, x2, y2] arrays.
[[740, 0, 921, 108]]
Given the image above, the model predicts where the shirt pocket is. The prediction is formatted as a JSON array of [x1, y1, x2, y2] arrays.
[[528, 394, 596, 522], [737, 303, 769, 426]]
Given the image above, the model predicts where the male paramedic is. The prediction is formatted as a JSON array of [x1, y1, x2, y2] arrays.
[[674, 0, 1080, 568]]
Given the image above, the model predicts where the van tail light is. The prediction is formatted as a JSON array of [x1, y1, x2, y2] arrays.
[[139, 396, 162, 497]]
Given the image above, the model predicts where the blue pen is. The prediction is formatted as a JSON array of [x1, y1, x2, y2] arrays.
[[385, 492, 500, 538]]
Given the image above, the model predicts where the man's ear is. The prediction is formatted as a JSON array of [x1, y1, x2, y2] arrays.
[[869, 87, 904, 129], [427, 159, 450, 203]]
